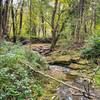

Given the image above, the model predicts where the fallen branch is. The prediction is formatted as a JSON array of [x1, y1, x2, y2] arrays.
[[20, 61, 99, 99]]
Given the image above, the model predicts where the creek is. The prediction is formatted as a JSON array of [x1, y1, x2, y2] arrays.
[[48, 65, 100, 100], [27, 43, 100, 100]]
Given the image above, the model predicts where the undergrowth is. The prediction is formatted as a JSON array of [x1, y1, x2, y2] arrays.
[[81, 36, 100, 60], [81, 36, 100, 86], [0, 41, 48, 100]]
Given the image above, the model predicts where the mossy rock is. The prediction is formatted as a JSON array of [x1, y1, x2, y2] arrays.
[[68, 63, 85, 70]]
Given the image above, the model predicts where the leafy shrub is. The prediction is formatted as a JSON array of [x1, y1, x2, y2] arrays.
[[81, 36, 100, 59], [0, 41, 48, 99]]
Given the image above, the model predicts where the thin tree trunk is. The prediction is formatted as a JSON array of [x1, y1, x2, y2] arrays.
[[11, 0, 16, 43], [40, 10, 45, 37], [92, 5, 96, 29], [19, 0, 24, 35], [32, 24, 37, 36], [0, 0, 3, 40], [2, 0, 10, 38]]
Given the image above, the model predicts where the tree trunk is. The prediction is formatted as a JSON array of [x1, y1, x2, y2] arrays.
[[40, 10, 45, 37], [19, 0, 24, 35], [92, 4, 96, 29], [74, 0, 85, 43], [50, 0, 58, 51], [11, 0, 16, 43], [0, 0, 3, 40], [79, 0, 85, 18], [2, 0, 10, 38], [50, 33, 59, 51]]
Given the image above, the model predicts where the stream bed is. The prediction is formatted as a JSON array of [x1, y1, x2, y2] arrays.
[[29, 44, 100, 100], [47, 65, 100, 100]]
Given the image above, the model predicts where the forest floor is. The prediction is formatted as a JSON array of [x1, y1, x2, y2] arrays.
[[25, 43, 100, 100]]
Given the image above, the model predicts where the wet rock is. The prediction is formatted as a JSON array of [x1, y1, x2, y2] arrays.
[[48, 65, 66, 79], [57, 85, 73, 100]]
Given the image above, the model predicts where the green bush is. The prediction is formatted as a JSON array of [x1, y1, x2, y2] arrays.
[[0, 41, 48, 99], [81, 36, 100, 59]]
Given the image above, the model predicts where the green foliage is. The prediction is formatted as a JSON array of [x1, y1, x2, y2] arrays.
[[0, 41, 47, 99], [81, 36, 100, 59], [94, 69, 100, 86], [94, 76, 100, 86]]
